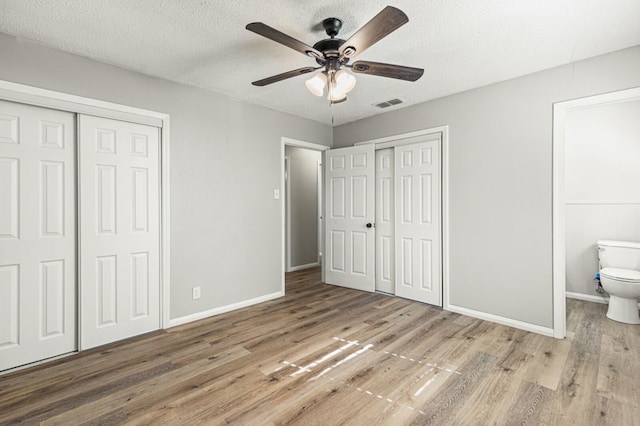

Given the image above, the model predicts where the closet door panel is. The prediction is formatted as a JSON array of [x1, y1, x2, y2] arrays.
[[394, 140, 442, 306], [79, 115, 160, 350], [324, 145, 375, 292], [0, 99, 76, 372], [375, 148, 394, 293]]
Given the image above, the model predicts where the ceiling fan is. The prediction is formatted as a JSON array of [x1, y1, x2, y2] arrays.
[[246, 6, 424, 104]]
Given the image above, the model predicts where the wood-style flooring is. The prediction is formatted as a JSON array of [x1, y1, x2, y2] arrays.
[[1, 267, 639, 425]]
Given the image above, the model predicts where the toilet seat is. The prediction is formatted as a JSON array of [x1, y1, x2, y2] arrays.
[[600, 267, 640, 283]]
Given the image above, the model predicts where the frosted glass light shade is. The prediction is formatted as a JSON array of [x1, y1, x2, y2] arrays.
[[327, 85, 347, 103], [334, 70, 356, 94], [305, 72, 327, 97]]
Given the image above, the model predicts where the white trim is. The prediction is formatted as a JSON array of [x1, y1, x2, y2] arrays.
[[287, 262, 320, 272], [556, 87, 640, 110], [352, 126, 450, 309], [317, 159, 323, 264], [0, 79, 172, 332], [353, 126, 448, 148], [442, 126, 450, 311], [447, 304, 555, 337], [0, 80, 165, 127], [566, 291, 640, 307], [566, 292, 608, 304], [282, 137, 331, 152], [160, 119, 171, 329], [552, 86, 640, 340], [565, 200, 640, 205], [167, 291, 283, 328], [552, 101, 567, 339], [280, 137, 330, 295], [284, 156, 292, 272]]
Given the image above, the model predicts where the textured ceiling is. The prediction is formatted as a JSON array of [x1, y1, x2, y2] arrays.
[[1, 0, 639, 126]]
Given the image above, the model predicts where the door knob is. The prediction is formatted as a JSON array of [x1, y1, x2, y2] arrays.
[[366, 223, 373, 228]]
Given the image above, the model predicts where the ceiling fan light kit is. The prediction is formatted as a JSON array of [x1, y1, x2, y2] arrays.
[[306, 69, 357, 103], [246, 6, 424, 104]]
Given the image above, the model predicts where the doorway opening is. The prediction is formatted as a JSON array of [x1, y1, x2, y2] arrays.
[[285, 146, 322, 272], [552, 86, 640, 338], [280, 138, 329, 292]]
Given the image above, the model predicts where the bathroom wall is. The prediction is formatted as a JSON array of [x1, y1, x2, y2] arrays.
[[285, 146, 322, 269], [565, 98, 640, 298]]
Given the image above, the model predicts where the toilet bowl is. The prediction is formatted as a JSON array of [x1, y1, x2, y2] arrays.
[[598, 240, 640, 325], [599, 268, 640, 324]]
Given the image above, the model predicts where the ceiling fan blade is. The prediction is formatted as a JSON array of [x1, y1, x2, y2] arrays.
[[339, 6, 409, 59], [351, 61, 424, 81], [246, 22, 323, 59], [251, 67, 318, 86]]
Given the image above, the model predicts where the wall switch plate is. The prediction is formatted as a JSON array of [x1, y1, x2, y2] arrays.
[[274, 189, 280, 199], [192, 286, 201, 300]]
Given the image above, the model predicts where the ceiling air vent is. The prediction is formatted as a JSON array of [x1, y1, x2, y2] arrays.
[[374, 98, 404, 109]]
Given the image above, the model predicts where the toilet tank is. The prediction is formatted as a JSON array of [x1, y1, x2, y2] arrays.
[[597, 240, 640, 270]]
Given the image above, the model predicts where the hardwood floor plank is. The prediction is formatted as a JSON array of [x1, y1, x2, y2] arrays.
[[452, 347, 533, 424], [596, 333, 640, 406], [522, 334, 572, 390], [595, 395, 640, 426], [493, 380, 554, 425], [410, 351, 499, 425]]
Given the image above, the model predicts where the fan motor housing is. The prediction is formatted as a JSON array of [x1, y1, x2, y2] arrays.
[[312, 38, 346, 63]]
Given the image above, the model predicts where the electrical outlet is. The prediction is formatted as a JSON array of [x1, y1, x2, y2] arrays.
[[192, 286, 201, 300]]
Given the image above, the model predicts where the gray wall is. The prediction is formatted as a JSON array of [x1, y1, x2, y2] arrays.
[[565, 99, 640, 297], [0, 33, 333, 320], [285, 146, 321, 268], [334, 46, 640, 328]]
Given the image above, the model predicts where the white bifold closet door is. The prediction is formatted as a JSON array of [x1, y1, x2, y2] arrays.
[[78, 115, 160, 350], [375, 148, 394, 293], [0, 100, 76, 371], [394, 140, 442, 305], [324, 144, 375, 292]]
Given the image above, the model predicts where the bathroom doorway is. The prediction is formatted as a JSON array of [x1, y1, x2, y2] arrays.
[[552, 86, 640, 337]]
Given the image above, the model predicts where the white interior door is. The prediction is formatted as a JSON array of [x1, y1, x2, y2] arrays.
[[324, 144, 375, 292], [375, 148, 394, 293], [0, 100, 76, 371], [394, 139, 442, 305], [79, 114, 160, 350]]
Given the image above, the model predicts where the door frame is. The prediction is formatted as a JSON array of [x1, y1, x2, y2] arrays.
[[552, 86, 640, 339], [0, 79, 172, 329], [353, 125, 450, 308], [280, 137, 330, 292], [284, 155, 291, 272]]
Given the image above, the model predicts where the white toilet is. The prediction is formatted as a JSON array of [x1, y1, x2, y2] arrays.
[[597, 240, 640, 324]]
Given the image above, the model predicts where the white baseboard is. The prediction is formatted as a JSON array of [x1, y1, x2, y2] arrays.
[[566, 291, 608, 304], [566, 291, 640, 307], [167, 291, 284, 328], [286, 262, 320, 272], [445, 304, 555, 337]]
